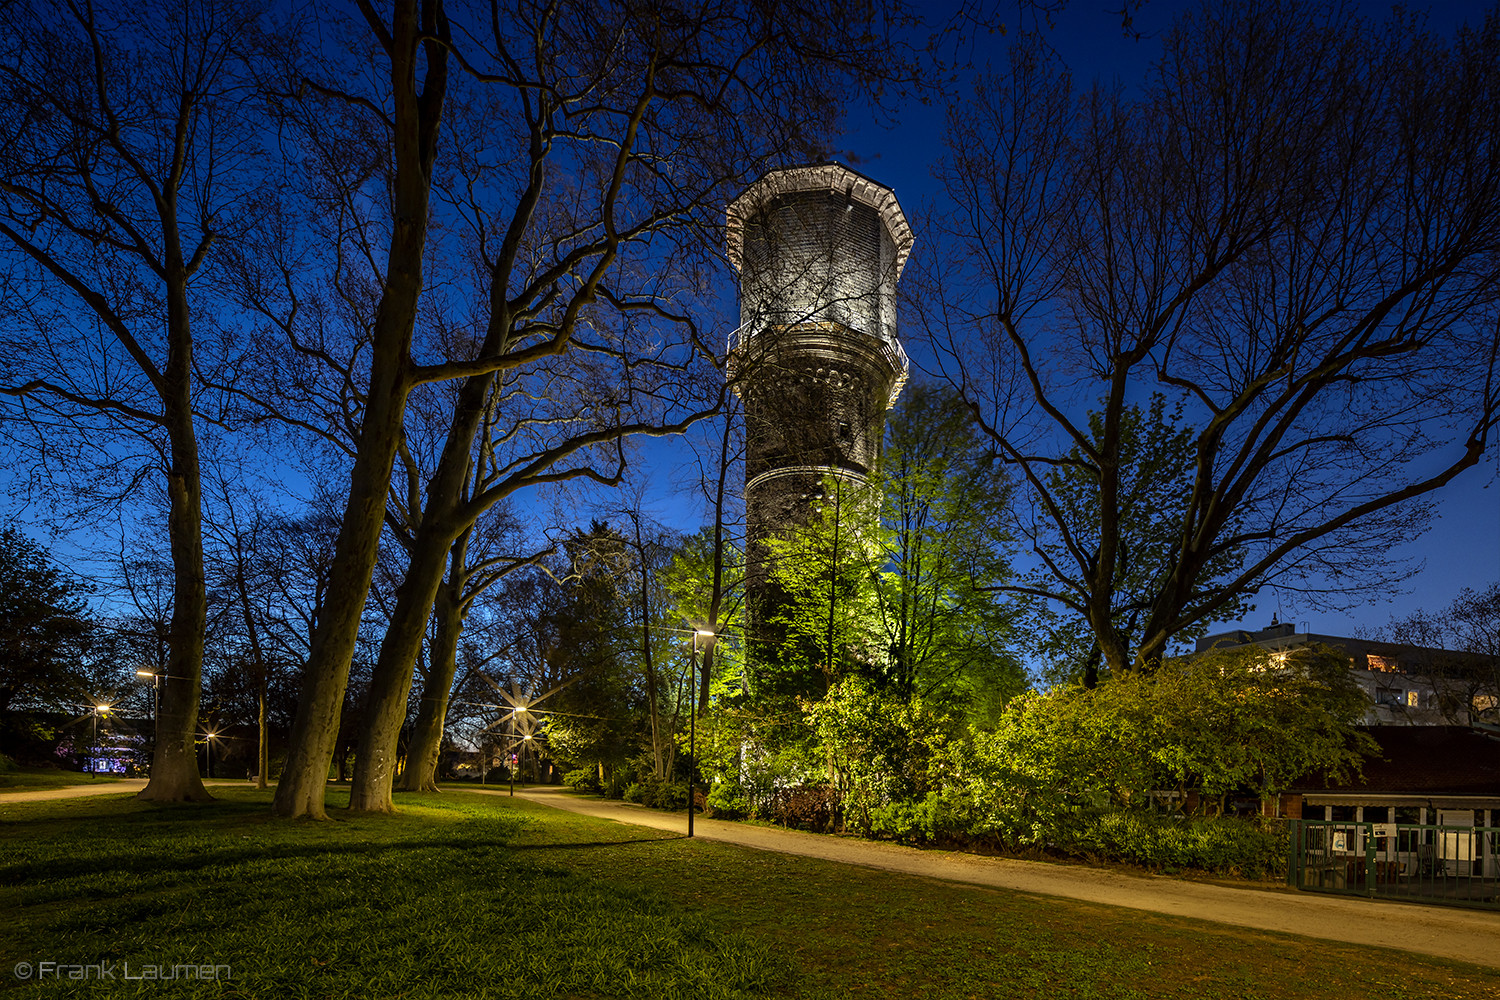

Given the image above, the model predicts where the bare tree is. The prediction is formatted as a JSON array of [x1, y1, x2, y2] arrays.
[[918, 4, 1500, 675], [675, 391, 748, 711], [0, 0, 267, 800], [397, 510, 546, 793], [246, 0, 926, 819], [1382, 583, 1500, 724]]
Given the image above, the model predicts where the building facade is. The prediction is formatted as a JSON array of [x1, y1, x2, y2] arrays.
[[1197, 621, 1500, 726]]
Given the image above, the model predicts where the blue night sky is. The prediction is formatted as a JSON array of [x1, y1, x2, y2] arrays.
[[828, 0, 1500, 640], [625, 0, 1499, 646], [3, 0, 1494, 653]]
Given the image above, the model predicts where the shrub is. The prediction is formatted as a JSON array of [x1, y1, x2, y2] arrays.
[[868, 789, 984, 845], [806, 679, 955, 834], [1077, 811, 1287, 878], [621, 777, 688, 811], [868, 797, 936, 844], [766, 784, 840, 832], [652, 780, 689, 811], [563, 768, 601, 793], [705, 780, 750, 819], [0, 752, 17, 774]]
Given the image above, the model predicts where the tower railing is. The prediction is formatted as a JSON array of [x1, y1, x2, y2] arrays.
[[727, 322, 908, 405], [728, 322, 907, 366]]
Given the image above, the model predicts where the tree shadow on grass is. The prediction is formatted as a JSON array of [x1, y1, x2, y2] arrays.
[[0, 819, 684, 887]]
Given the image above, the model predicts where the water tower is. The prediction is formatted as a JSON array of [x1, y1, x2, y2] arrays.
[[726, 164, 912, 680]]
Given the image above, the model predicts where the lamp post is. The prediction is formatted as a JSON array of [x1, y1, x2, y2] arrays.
[[90, 703, 111, 775], [203, 731, 217, 779], [135, 670, 159, 769], [687, 629, 715, 838], [509, 705, 528, 797]]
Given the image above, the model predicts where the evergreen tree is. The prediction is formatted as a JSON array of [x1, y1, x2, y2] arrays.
[[0, 529, 93, 717]]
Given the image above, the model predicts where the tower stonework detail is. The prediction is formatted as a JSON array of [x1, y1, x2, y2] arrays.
[[726, 164, 912, 676]]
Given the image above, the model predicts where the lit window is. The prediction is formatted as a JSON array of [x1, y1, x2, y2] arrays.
[[1368, 654, 1400, 672], [1406, 690, 1420, 708]]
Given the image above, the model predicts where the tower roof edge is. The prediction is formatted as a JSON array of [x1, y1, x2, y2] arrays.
[[726, 163, 913, 278]]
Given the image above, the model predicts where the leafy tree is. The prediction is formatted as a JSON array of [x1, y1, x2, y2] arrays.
[[498, 525, 641, 785], [1027, 395, 1252, 687], [870, 382, 1023, 708], [663, 525, 746, 704], [761, 385, 1025, 709], [920, 4, 1500, 675], [618, 507, 691, 781], [0, 529, 93, 718], [764, 475, 882, 694]]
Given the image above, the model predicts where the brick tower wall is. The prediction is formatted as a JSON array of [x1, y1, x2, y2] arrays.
[[726, 166, 910, 685]]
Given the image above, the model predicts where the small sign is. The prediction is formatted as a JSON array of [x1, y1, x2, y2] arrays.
[[1332, 832, 1348, 853], [1371, 824, 1396, 838]]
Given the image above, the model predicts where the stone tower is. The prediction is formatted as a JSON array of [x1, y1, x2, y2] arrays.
[[726, 163, 912, 675]]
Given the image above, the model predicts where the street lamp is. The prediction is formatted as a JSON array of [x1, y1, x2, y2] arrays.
[[203, 731, 217, 779], [90, 703, 111, 775], [135, 671, 160, 770], [509, 704, 529, 797], [687, 629, 715, 838]]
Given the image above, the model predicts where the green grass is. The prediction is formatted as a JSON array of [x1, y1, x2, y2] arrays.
[[0, 768, 128, 792], [1, 788, 1497, 999]]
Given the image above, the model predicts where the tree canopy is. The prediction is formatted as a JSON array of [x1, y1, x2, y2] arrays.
[[0, 530, 93, 718], [920, 0, 1500, 674]]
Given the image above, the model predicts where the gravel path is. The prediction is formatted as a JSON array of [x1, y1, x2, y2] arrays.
[[0, 778, 251, 804], [505, 785, 1500, 969]]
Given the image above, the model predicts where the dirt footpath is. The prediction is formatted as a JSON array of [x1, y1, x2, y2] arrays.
[[507, 785, 1500, 969], [0, 779, 147, 802], [0, 778, 253, 804]]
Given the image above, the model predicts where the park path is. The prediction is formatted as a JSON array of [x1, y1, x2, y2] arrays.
[[503, 786, 1500, 969], [0, 778, 250, 804]]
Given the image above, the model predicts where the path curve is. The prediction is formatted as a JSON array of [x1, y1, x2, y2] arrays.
[[505, 785, 1500, 969]]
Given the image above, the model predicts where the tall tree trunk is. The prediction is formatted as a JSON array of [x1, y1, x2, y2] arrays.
[[271, 0, 447, 820], [348, 537, 451, 811], [273, 348, 413, 818], [349, 374, 493, 812], [400, 562, 465, 792], [138, 279, 210, 804], [257, 679, 269, 790]]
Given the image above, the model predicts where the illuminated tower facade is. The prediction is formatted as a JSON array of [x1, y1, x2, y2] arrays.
[[726, 164, 912, 677]]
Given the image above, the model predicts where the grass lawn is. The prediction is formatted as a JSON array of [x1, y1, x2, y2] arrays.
[[0, 768, 128, 792], [1, 788, 1496, 999]]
